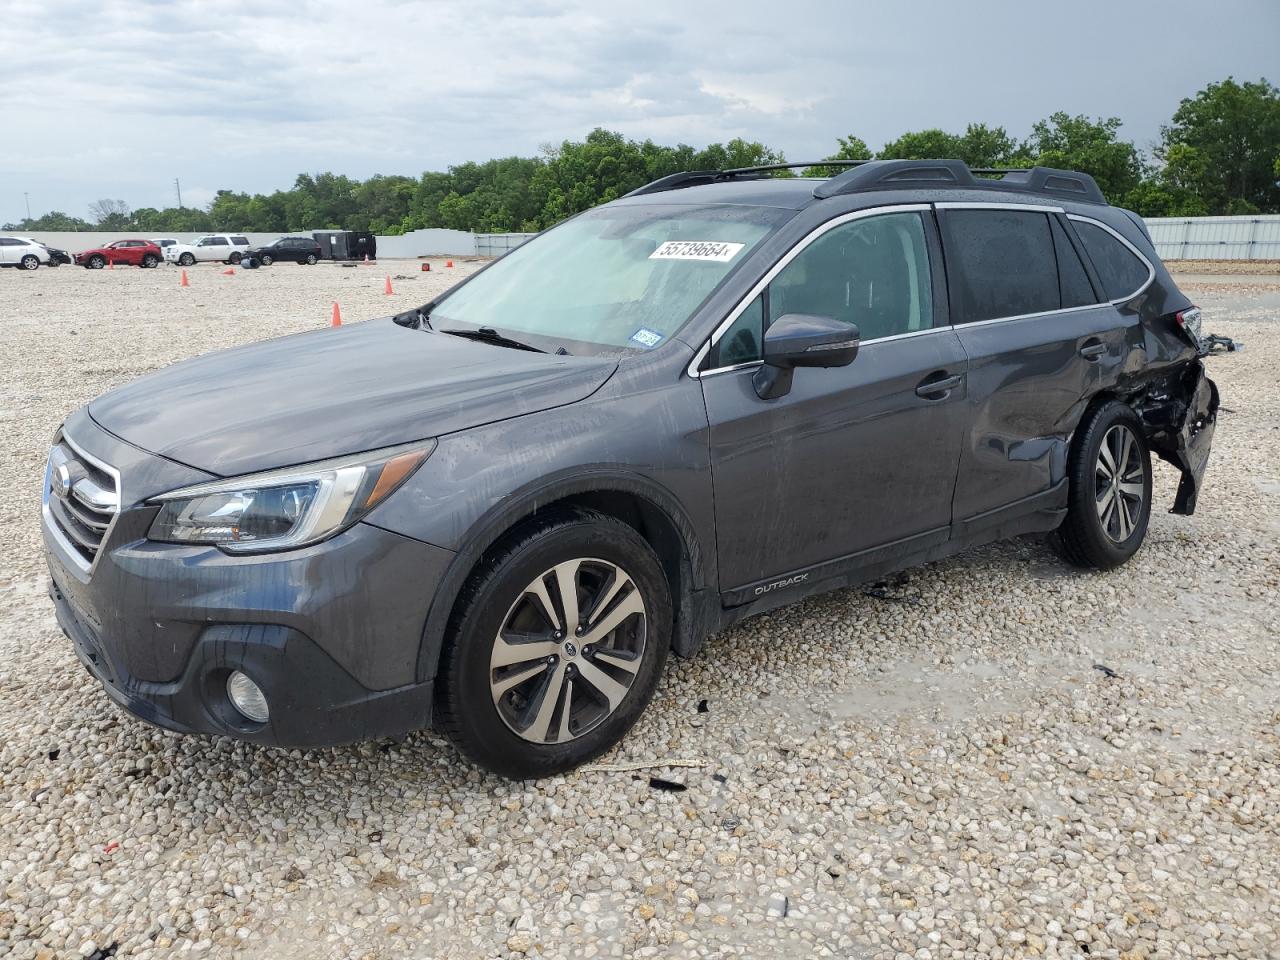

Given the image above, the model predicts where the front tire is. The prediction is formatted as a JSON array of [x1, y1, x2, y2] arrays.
[[142, 254, 159, 268], [259, 254, 273, 266], [1050, 400, 1152, 570], [20, 255, 39, 270], [228, 252, 242, 265], [88, 255, 106, 269], [436, 509, 671, 778]]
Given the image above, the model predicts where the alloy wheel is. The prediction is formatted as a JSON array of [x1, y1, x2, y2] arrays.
[[21, 255, 38, 270], [489, 557, 647, 744], [1095, 424, 1144, 542]]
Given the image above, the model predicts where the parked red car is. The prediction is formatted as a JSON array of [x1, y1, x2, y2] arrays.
[[74, 240, 164, 269]]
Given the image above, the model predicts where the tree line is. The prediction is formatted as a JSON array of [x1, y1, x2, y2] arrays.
[[8, 77, 1278, 236]]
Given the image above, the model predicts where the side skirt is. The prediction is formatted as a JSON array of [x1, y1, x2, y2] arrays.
[[704, 482, 1068, 640]]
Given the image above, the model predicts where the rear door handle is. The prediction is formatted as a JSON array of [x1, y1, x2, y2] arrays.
[[1079, 342, 1106, 360], [915, 373, 963, 398]]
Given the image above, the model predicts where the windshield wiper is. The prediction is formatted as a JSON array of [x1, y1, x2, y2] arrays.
[[440, 326, 545, 353]]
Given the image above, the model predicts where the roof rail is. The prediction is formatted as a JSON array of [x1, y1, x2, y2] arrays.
[[814, 160, 1106, 204], [721, 160, 871, 176], [623, 159, 1108, 205], [621, 171, 722, 198]]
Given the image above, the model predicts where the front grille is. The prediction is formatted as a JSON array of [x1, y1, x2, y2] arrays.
[[45, 437, 120, 571]]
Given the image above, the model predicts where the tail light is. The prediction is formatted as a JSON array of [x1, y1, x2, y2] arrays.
[[1175, 306, 1205, 353]]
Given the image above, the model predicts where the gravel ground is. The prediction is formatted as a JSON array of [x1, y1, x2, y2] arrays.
[[1, 262, 1277, 960]]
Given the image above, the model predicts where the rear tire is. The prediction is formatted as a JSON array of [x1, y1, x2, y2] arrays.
[[305, 253, 318, 265], [1050, 400, 1152, 570], [436, 509, 671, 778]]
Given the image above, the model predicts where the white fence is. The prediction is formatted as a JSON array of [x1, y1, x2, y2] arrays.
[[10, 218, 1280, 261], [1145, 215, 1280, 261], [475, 233, 536, 257]]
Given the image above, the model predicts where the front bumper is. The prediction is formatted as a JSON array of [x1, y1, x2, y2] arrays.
[[42, 411, 455, 747]]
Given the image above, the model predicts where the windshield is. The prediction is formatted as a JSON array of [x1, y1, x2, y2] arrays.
[[433, 202, 790, 353]]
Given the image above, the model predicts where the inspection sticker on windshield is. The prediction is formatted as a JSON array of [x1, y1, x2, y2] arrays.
[[649, 240, 745, 263], [629, 328, 665, 349]]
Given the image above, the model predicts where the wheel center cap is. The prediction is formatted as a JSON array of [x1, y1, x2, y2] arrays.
[[563, 641, 578, 658]]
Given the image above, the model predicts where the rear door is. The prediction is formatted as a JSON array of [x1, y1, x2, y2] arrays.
[[700, 206, 969, 600], [939, 203, 1142, 537], [0, 238, 18, 264]]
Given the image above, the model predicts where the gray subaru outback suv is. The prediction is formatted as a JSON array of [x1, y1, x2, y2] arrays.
[[43, 160, 1218, 777]]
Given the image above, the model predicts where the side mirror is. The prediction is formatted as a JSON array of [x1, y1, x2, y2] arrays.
[[752, 314, 859, 400]]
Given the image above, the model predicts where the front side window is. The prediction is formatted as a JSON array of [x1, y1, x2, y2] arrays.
[[943, 210, 1060, 323], [433, 203, 790, 354], [767, 212, 934, 341], [1071, 220, 1151, 301]]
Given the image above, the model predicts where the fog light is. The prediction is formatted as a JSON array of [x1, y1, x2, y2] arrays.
[[226, 671, 269, 723]]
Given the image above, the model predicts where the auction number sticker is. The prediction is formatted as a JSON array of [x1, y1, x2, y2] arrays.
[[649, 240, 745, 263], [629, 328, 665, 348]]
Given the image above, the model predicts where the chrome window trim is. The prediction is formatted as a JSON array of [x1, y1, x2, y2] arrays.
[[1066, 213, 1157, 304], [42, 431, 122, 577], [934, 201, 1066, 214], [686, 202, 1158, 380], [688, 204, 932, 379]]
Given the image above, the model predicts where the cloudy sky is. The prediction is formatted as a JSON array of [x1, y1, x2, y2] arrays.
[[2, 0, 1276, 223]]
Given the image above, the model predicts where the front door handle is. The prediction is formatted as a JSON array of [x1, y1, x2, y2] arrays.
[[1079, 341, 1106, 360], [915, 373, 963, 398]]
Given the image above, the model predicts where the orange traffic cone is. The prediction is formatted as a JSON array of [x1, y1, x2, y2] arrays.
[[331, 302, 342, 327], [446, 260, 453, 268], [180, 269, 189, 287], [364, 253, 370, 264], [108, 259, 114, 270], [384, 275, 394, 295], [221, 267, 235, 276]]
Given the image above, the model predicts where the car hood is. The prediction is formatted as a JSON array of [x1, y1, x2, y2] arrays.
[[89, 318, 618, 477]]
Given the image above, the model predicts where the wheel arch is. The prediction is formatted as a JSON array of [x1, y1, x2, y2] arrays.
[[414, 473, 714, 688]]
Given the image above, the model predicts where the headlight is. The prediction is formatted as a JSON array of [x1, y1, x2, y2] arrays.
[[148, 440, 434, 553]]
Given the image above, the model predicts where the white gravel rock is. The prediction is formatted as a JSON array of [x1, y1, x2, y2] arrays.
[[0, 265, 1278, 957]]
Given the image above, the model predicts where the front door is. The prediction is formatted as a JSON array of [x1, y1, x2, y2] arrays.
[[699, 208, 969, 601], [197, 237, 227, 261]]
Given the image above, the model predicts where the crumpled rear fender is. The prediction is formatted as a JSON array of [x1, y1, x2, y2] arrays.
[[1131, 360, 1218, 515]]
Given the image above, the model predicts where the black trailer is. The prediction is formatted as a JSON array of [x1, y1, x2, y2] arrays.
[[312, 230, 376, 261]]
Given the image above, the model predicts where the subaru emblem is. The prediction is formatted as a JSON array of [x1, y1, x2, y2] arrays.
[[52, 463, 73, 500]]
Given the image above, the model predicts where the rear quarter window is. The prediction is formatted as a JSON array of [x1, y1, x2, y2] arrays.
[[1050, 216, 1099, 308], [1071, 220, 1151, 301]]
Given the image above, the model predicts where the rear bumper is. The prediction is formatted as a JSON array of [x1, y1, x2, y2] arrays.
[[1138, 360, 1219, 515]]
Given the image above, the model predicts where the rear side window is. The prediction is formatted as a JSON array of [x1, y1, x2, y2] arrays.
[[1071, 220, 1151, 301], [1050, 216, 1098, 308], [232, 236, 249, 245], [942, 210, 1060, 323]]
